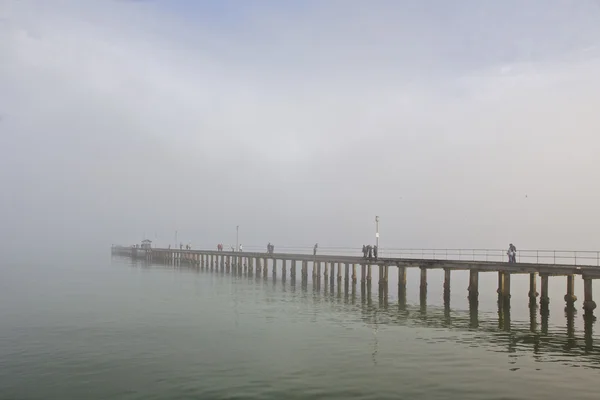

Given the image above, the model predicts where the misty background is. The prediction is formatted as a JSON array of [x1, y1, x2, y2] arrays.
[[1, 0, 600, 258]]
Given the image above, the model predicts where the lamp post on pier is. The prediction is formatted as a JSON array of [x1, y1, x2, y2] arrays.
[[375, 216, 380, 249]]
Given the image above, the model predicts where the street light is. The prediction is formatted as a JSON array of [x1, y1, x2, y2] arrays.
[[236, 225, 239, 252], [375, 216, 379, 249]]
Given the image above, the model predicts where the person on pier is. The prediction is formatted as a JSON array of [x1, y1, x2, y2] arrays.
[[507, 243, 517, 263], [373, 245, 378, 261], [313, 243, 318, 256], [362, 245, 367, 258], [367, 245, 373, 260], [239, 244, 243, 252]]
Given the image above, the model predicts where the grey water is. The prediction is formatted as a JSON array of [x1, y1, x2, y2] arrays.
[[1, 253, 599, 400]]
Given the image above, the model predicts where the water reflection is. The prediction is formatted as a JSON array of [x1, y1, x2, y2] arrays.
[[122, 256, 600, 370]]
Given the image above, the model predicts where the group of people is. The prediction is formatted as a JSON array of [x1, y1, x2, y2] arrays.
[[362, 244, 378, 260], [507, 243, 517, 263], [216, 243, 243, 252]]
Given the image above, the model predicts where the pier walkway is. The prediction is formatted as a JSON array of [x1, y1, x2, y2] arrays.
[[111, 245, 600, 317]]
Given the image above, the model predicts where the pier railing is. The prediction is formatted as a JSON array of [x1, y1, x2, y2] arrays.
[[239, 246, 600, 266]]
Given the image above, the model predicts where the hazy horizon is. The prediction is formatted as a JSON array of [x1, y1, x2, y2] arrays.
[[2, 0, 600, 258]]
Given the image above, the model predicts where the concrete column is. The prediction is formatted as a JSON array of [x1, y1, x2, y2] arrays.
[[330, 263, 335, 286], [540, 274, 549, 306], [497, 271, 504, 295], [312, 262, 317, 279], [352, 264, 357, 283], [272, 259, 277, 278], [345, 263, 350, 282], [565, 275, 577, 308], [468, 270, 479, 300], [324, 262, 329, 280], [378, 265, 384, 287], [303, 261, 308, 279], [398, 266, 407, 289], [367, 265, 372, 282], [255, 257, 261, 275], [248, 257, 254, 275], [263, 258, 269, 277], [291, 260, 296, 278], [420, 267, 427, 295], [529, 272, 539, 302], [583, 277, 596, 315], [210, 255, 214, 270], [443, 268, 451, 292], [316, 262, 321, 278], [337, 262, 342, 282], [503, 272, 511, 300], [282, 260, 287, 280], [361, 265, 366, 284]]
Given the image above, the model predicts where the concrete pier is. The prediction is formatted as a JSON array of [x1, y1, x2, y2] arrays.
[[443, 268, 451, 293], [468, 270, 478, 300], [565, 275, 577, 308], [583, 277, 596, 314], [529, 272, 539, 303], [540, 274, 549, 306], [420, 267, 427, 297], [113, 244, 600, 320]]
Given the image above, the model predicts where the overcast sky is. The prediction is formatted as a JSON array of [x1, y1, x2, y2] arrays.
[[1, 0, 600, 255]]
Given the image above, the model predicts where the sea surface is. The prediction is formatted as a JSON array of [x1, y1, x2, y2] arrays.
[[1, 252, 599, 400]]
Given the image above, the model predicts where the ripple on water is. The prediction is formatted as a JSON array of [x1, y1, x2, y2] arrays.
[[1, 259, 600, 400]]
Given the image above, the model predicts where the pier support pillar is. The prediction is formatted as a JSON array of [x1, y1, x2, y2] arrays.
[[496, 271, 504, 296], [345, 263, 349, 283], [303, 261, 308, 279], [255, 258, 261, 276], [360, 265, 366, 284], [324, 262, 329, 280], [540, 274, 549, 307], [583, 277, 596, 315], [398, 266, 407, 303], [272, 259, 277, 279], [316, 262, 321, 278], [468, 270, 479, 300], [564, 275, 577, 308], [420, 267, 427, 296], [502, 272, 511, 301], [529, 273, 539, 303], [312, 262, 318, 279], [248, 257, 254, 276], [337, 262, 342, 282], [443, 268, 451, 294], [330, 263, 335, 286], [263, 258, 269, 277], [352, 264, 357, 283], [282, 260, 287, 280], [210, 255, 214, 270], [367, 265, 372, 283]]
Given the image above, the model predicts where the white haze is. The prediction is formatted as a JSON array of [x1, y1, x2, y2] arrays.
[[1, 0, 600, 258]]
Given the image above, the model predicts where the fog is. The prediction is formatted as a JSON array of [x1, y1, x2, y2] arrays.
[[2, 0, 600, 258]]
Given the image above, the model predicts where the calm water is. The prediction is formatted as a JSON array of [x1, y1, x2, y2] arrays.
[[1, 253, 599, 400]]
